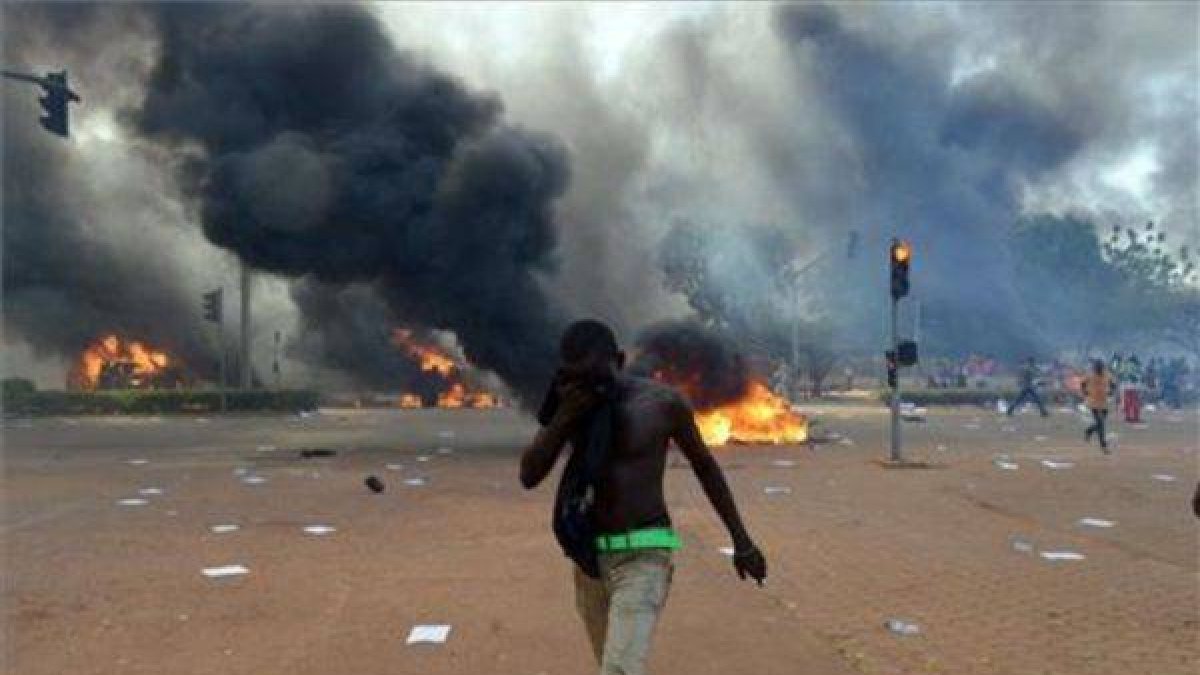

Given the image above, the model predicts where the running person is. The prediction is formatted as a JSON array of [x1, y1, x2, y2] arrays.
[[520, 320, 766, 674], [1081, 360, 1115, 453]]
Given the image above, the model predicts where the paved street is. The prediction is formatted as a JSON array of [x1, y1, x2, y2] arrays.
[[3, 405, 1197, 674]]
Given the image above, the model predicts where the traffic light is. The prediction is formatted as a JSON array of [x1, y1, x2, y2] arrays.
[[897, 339, 918, 366], [203, 288, 223, 323], [889, 238, 911, 300], [37, 70, 80, 137]]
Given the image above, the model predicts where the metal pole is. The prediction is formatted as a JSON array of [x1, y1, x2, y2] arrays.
[[239, 262, 251, 389], [217, 315, 227, 413], [791, 284, 800, 401], [890, 297, 902, 462]]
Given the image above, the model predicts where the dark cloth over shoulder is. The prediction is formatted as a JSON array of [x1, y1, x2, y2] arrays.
[[538, 381, 616, 579]]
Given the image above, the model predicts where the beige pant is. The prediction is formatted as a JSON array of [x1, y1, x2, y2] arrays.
[[574, 549, 674, 675]]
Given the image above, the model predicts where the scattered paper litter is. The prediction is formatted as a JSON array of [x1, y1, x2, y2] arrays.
[[1151, 474, 1177, 482], [436, 447, 453, 455], [763, 486, 792, 495], [437, 430, 455, 439], [404, 478, 427, 487], [126, 459, 148, 465], [210, 524, 239, 534], [1078, 517, 1115, 528], [202, 565, 249, 578], [718, 547, 735, 557], [771, 459, 797, 468], [1039, 459, 1074, 470], [884, 619, 920, 636], [303, 525, 336, 536], [256, 445, 277, 452], [1010, 538, 1034, 553], [963, 423, 981, 430], [416, 456, 431, 463], [993, 459, 1019, 471], [117, 498, 148, 506], [1001, 425, 1017, 433], [996, 400, 1008, 413], [1040, 550, 1085, 561], [406, 625, 452, 644], [1034, 435, 1048, 442], [385, 463, 404, 471], [195, 418, 210, 423], [138, 487, 164, 495], [233, 467, 249, 476], [241, 476, 267, 485], [837, 437, 855, 446], [935, 444, 948, 452]]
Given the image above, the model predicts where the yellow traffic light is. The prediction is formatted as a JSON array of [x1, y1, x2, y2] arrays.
[[891, 240, 911, 264]]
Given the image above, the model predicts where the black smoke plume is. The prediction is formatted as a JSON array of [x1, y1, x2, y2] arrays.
[[629, 320, 749, 410], [128, 4, 568, 402]]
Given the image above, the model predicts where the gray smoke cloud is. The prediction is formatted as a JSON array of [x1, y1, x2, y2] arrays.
[[4, 2, 1195, 391]]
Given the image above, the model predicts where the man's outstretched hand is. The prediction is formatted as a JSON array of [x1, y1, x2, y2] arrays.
[[733, 544, 767, 586]]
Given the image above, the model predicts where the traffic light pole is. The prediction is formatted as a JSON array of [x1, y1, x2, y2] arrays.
[[890, 297, 902, 462]]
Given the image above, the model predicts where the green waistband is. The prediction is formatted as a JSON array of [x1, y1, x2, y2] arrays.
[[595, 527, 682, 552]]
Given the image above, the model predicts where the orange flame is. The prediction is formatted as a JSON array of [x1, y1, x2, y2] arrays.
[[392, 329, 456, 377], [653, 372, 807, 446], [397, 393, 424, 408], [693, 381, 807, 446], [70, 334, 173, 390]]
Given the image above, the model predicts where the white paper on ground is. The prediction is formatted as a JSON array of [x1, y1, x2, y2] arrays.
[[138, 487, 164, 495], [404, 478, 427, 486], [416, 456, 431, 463], [1011, 538, 1034, 553], [202, 565, 249, 578], [436, 447, 453, 455], [838, 437, 855, 446], [385, 463, 404, 471], [1040, 550, 1085, 561], [964, 423, 981, 430], [936, 444, 948, 452], [763, 486, 792, 495], [233, 467, 249, 476], [127, 459, 149, 465], [1039, 459, 1074, 470], [1151, 474, 1177, 482], [303, 525, 336, 536], [437, 430, 455, 439], [210, 524, 239, 534], [719, 547, 735, 557], [1078, 517, 1115, 528], [241, 476, 267, 485], [117, 498, 148, 506], [771, 459, 797, 468], [993, 460, 1019, 471], [406, 625, 451, 644], [1034, 435, 1048, 442], [256, 445, 277, 452]]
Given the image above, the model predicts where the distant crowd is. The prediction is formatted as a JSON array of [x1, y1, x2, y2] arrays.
[[922, 353, 1194, 411]]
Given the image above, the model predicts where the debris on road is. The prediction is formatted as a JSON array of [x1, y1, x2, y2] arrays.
[[1152, 474, 1178, 482], [1010, 537, 1034, 553], [117, 498, 148, 506], [126, 459, 148, 466], [365, 476, 385, 493], [1078, 517, 1115, 528], [416, 455, 431, 462], [993, 458, 1019, 471], [885, 619, 921, 635], [241, 475, 267, 485], [210, 524, 239, 534], [300, 449, 337, 458], [256, 445, 277, 452], [719, 547, 735, 557], [763, 486, 792, 495], [1040, 550, 1085, 561], [303, 525, 336, 536], [406, 624, 451, 644], [202, 565, 249, 578], [771, 459, 797, 468], [385, 464, 404, 471], [403, 478, 427, 487], [1039, 459, 1074, 470]]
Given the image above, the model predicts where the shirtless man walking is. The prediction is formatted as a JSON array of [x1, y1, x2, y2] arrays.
[[520, 320, 767, 674]]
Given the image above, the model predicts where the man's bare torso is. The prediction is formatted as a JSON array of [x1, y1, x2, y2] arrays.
[[590, 375, 683, 533]]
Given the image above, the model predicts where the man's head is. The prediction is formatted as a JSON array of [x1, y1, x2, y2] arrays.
[[558, 319, 625, 383], [1093, 359, 1105, 375]]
